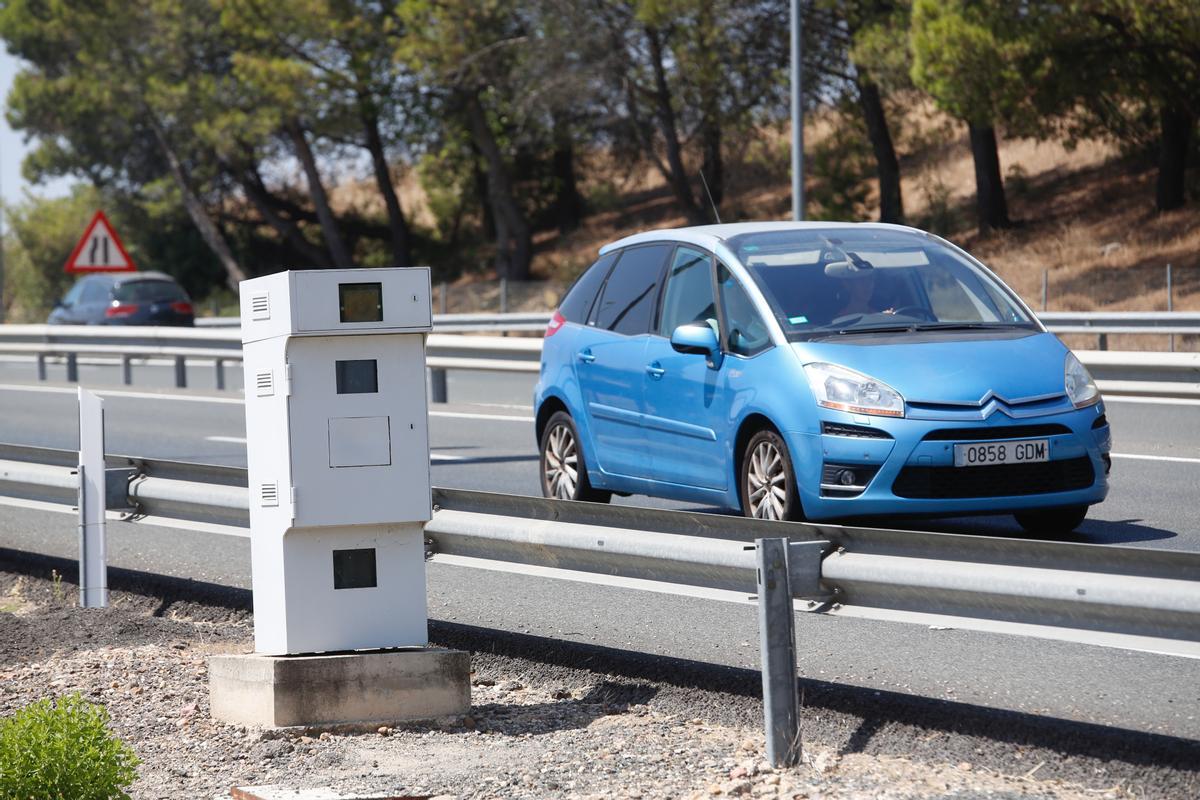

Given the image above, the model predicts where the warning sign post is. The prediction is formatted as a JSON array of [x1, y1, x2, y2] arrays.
[[65, 211, 136, 273]]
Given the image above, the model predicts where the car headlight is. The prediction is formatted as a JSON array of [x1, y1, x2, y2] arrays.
[[804, 362, 905, 418], [1065, 352, 1100, 408]]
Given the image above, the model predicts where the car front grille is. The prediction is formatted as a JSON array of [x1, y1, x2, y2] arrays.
[[892, 457, 1095, 499], [921, 424, 1071, 441]]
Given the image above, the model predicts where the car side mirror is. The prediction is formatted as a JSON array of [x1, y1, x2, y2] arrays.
[[670, 323, 723, 370]]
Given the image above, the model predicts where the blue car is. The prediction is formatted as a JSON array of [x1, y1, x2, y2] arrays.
[[533, 222, 1111, 533]]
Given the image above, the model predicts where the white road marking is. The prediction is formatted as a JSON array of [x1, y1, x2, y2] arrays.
[[1104, 395, 1200, 407], [1111, 452, 1200, 465], [430, 410, 533, 423]]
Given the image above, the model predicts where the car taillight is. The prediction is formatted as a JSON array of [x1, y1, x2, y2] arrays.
[[170, 301, 193, 315], [105, 303, 138, 318], [545, 310, 566, 338]]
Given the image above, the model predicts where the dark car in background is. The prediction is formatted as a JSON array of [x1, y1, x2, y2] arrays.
[[47, 272, 195, 326]]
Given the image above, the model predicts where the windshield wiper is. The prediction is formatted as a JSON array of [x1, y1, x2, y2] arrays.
[[834, 323, 917, 335], [910, 322, 1023, 331]]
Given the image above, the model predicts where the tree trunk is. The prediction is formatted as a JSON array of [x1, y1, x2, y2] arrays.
[[699, 111, 723, 214], [236, 166, 328, 265], [1157, 106, 1193, 212], [463, 91, 532, 281], [551, 118, 584, 234], [286, 120, 352, 267], [967, 124, 1011, 233], [361, 105, 413, 266], [150, 124, 247, 288], [646, 26, 704, 224], [858, 79, 904, 224]]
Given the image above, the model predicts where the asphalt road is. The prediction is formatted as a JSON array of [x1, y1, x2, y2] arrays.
[[0, 367, 1197, 741]]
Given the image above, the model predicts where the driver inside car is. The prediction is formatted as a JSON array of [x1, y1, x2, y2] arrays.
[[829, 260, 899, 318]]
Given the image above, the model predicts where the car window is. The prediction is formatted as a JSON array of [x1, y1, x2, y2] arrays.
[[62, 281, 87, 306], [113, 280, 187, 303], [658, 246, 716, 337], [559, 252, 616, 324], [80, 280, 111, 304], [717, 262, 771, 357], [592, 244, 670, 335]]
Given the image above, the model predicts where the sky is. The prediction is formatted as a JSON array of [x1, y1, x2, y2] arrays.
[[1, 44, 73, 210]]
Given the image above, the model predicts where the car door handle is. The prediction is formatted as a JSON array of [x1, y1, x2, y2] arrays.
[[577, 349, 596, 364], [645, 362, 666, 379]]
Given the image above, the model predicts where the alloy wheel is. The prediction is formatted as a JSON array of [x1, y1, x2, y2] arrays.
[[746, 440, 788, 520], [544, 423, 579, 499]]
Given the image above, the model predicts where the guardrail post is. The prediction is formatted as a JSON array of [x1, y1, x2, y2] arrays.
[[1167, 264, 1174, 353], [430, 367, 448, 404], [439, 281, 448, 315], [756, 537, 800, 767], [1098, 333, 1107, 351], [66, 352, 78, 383], [37, 353, 47, 381], [1041, 270, 1048, 311], [500, 278, 508, 315], [121, 354, 133, 385], [174, 356, 187, 388], [77, 388, 108, 608], [215, 358, 226, 391]]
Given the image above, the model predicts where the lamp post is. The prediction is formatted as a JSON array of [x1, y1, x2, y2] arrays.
[[790, 0, 804, 221]]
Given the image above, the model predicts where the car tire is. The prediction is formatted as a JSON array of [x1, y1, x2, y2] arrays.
[[1013, 505, 1088, 535], [740, 429, 803, 521], [539, 411, 612, 503]]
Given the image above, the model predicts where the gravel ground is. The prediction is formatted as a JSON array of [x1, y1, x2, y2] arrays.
[[0, 557, 1195, 800]]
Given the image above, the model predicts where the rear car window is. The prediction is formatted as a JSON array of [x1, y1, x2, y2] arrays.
[[559, 252, 616, 323], [592, 244, 670, 335], [113, 280, 187, 303]]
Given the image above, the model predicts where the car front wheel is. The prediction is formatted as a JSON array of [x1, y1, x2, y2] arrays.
[[1013, 505, 1088, 535], [741, 429, 803, 521], [539, 411, 612, 503]]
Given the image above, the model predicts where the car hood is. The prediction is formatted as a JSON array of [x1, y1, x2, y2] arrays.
[[793, 331, 1070, 407]]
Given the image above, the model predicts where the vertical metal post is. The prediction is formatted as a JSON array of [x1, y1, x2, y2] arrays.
[[174, 355, 187, 388], [66, 352, 79, 383], [790, 0, 804, 221], [756, 537, 800, 767], [430, 368, 448, 404], [77, 388, 108, 608], [121, 354, 133, 385], [439, 281, 448, 315], [1041, 269, 1048, 312], [37, 353, 47, 381], [1167, 264, 1174, 353], [500, 277, 509, 315], [1098, 333, 1108, 351], [215, 358, 226, 391]]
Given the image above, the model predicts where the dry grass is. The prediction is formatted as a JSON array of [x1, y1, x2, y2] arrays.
[[324, 101, 1198, 333]]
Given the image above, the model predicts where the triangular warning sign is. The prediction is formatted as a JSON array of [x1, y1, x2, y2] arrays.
[[65, 210, 137, 273]]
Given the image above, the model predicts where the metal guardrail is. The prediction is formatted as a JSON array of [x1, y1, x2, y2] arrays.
[[1, 315, 1198, 399], [1, 442, 1196, 658], [2, 442, 1198, 764]]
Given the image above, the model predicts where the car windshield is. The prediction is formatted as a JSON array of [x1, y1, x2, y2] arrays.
[[113, 280, 186, 303], [727, 228, 1036, 339]]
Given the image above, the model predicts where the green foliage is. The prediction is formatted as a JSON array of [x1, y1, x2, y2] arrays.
[[0, 694, 139, 800], [3, 187, 108, 321], [806, 112, 875, 221]]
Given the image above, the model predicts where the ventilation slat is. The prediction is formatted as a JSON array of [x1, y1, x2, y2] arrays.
[[250, 294, 270, 321], [260, 483, 279, 507], [255, 370, 274, 397]]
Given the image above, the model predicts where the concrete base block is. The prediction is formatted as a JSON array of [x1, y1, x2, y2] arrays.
[[209, 648, 470, 728]]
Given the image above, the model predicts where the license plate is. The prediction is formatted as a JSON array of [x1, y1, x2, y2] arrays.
[[953, 439, 1048, 467]]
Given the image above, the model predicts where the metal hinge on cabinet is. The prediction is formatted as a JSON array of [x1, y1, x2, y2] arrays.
[[284, 363, 293, 397]]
